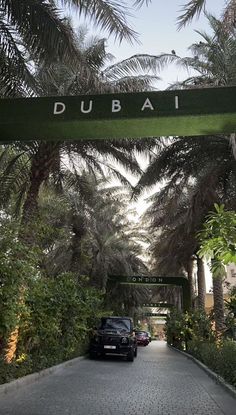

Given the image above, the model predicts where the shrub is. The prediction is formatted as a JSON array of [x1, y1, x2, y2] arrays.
[[188, 339, 236, 387], [165, 309, 215, 350]]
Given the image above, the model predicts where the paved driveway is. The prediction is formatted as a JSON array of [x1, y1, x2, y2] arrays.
[[0, 341, 235, 415]]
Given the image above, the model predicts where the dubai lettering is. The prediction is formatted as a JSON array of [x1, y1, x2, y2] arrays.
[[53, 96, 180, 116]]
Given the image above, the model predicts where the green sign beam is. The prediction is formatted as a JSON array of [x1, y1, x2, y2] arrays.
[[0, 86, 235, 141], [109, 275, 190, 312]]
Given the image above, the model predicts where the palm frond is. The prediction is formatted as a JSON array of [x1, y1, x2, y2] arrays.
[[2, 0, 78, 64], [109, 75, 159, 92], [132, 0, 152, 8], [104, 53, 179, 80], [60, 0, 138, 43], [0, 17, 36, 96], [177, 0, 206, 29]]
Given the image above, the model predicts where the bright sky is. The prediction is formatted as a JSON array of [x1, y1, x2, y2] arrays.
[[72, 0, 225, 89], [106, 0, 225, 89]]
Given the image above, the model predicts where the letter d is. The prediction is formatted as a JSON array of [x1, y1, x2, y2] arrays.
[[53, 102, 66, 115]]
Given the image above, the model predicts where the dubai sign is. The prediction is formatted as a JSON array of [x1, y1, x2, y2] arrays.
[[0, 86, 235, 141]]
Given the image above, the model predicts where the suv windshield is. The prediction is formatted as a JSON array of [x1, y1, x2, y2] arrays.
[[100, 318, 131, 332]]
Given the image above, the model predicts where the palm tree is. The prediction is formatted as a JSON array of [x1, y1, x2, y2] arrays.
[[0, 0, 149, 96], [0, 1, 77, 96], [135, 14, 236, 318], [0, 33, 161, 236], [35, 170, 150, 317], [177, 0, 236, 29], [143, 183, 204, 309], [136, 134, 236, 328], [155, 14, 236, 90]]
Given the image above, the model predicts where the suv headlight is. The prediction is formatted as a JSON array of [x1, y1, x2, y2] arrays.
[[121, 337, 129, 344]]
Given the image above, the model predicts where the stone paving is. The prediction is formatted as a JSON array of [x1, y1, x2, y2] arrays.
[[0, 341, 235, 415]]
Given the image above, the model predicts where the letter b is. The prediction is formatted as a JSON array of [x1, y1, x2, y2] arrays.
[[112, 100, 121, 112]]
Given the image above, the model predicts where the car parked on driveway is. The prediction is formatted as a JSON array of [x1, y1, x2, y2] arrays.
[[135, 330, 150, 346], [89, 316, 137, 361]]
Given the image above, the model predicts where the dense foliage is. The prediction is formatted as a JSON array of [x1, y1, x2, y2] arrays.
[[0, 217, 105, 383], [165, 300, 236, 387], [164, 309, 215, 350]]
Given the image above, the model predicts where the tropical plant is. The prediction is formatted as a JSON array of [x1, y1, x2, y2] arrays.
[[0, 0, 76, 96], [0, 30, 161, 357], [1, 0, 149, 96], [0, 31, 161, 236], [136, 133, 236, 326], [38, 171, 150, 290], [177, 0, 236, 30], [165, 308, 215, 350], [135, 10, 236, 324], [197, 204, 236, 333], [155, 14, 236, 89]]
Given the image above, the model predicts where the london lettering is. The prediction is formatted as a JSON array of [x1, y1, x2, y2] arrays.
[[53, 96, 180, 116], [126, 276, 163, 284]]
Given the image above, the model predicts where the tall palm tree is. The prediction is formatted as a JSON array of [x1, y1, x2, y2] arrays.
[[143, 182, 204, 309], [0, 0, 149, 96], [0, 32, 161, 238], [35, 170, 150, 316], [0, 1, 76, 96], [134, 15, 236, 319], [136, 134, 236, 328]]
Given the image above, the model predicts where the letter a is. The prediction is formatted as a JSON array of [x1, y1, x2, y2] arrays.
[[81, 100, 93, 113], [112, 100, 121, 112], [53, 102, 66, 115], [141, 98, 154, 111]]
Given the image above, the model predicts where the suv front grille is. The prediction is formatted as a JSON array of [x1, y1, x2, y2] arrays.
[[101, 336, 120, 345]]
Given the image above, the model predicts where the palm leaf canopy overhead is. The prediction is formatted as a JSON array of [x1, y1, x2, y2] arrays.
[[1, 0, 152, 97]]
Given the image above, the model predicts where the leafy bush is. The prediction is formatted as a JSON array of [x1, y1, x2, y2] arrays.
[[0, 221, 39, 357], [188, 339, 236, 387], [17, 273, 104, 366], [165, 309, 215, 350]]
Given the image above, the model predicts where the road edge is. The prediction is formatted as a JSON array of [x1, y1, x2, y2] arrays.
[[0, 355, 86, 396], [168, 345, 236, 400]]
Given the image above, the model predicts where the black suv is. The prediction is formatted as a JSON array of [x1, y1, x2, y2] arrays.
[[89, 316, 137, 362]]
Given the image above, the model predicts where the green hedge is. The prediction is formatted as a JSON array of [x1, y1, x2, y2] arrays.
[[0, 271, 104, 385], [188, 339, 236, 387]]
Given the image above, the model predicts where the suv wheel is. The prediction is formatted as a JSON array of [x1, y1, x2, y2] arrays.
[[127, 348, 134, 362]]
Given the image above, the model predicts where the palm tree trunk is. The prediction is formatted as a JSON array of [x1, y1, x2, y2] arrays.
[[70, 214, 87, 274], [21, 142, 59, 241], [212, 274, 226, 334], [230, 133, 236, 160], [197, 257, 206, 310], [186, 257, 195, 309]]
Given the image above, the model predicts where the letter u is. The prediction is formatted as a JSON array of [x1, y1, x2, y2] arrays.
[[81, 100, 93, 113]]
